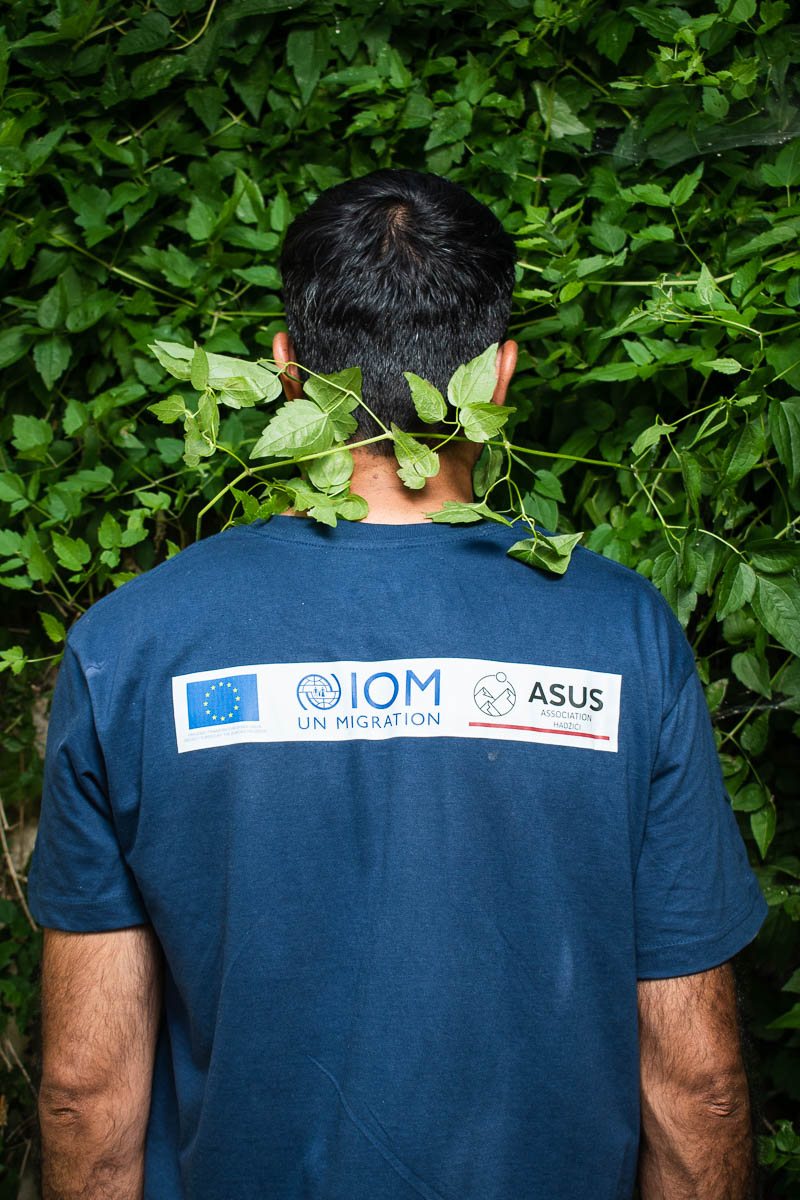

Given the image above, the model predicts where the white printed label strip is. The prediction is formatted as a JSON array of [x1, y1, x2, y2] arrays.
[[171, 658, 621, 754]]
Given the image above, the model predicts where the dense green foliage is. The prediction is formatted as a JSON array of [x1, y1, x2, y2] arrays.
[[0, 0, 799, 1194]]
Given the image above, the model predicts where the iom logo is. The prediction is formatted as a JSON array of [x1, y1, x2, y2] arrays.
[[297, 673, 342, 711], [473, 671, 516, 718]]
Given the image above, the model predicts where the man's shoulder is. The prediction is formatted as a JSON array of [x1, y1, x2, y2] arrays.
[[489, 524, 675, 613], [67, 525, 255, 654]]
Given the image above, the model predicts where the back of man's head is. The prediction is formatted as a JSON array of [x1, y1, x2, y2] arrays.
[[280, 169, 516, 447]]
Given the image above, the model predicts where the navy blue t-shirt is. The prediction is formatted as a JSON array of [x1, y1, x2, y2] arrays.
[[28, 516, 766, 1200]]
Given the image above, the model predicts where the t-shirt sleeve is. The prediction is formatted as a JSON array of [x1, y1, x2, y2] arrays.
[[27, 643, 148, 932], [634, 663, 767, 979]]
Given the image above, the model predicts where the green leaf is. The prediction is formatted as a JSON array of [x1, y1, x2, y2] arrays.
[[137, 245, 200, 289], [507, 532, 583, 575], [721, 421, 765, 485], [720, 0, 757, 21], [767, 1003, 800, 1029], [473, 445, 504, 496], [424, 100, 473, 150], [716, 558, 756, 619], [335, 493, 369, 522], [592, 13, 634, 64], [740, 711, 769, 756], [631, 422, 676, 456], [186, 195, 216, 241], [190, 345, 209, 391], [695, 263, 723, 308], [392, 425, 440, 490], [251, 399, 335, 459], [306, 448, 354, 492], [51, 532, 91, 573], [39, 611, 66, 643], [0, 474, 26, 503], [12, 414, 53, 462], [118, 11, 171, 55], [64, 290, 117, 333], [708, 357, 742, 374], [233, 169, 267, 226], [679, 452, 702, 515], [270, 189, 292, 233], [578, 361, 641, 384], [146, 343, 191, 379], [285, 479, 338, 525], [732, 650, 771, 698], [783, 969, 800, 994], [0, 326, 34, 369], [533, 84, 590, 139], [197, 390, 219, 445], [233, 265, 282, 290], [523, 491, 558, 533], [621, 183, 672, 208], [760, 139, 800, 188], [21, 529, 53, 584], [67, 184, 113, 247], [183, 414, 213, 468], [426, 500, 498, 524], [447, 344, 498, 409], [770, 397, 800, 485], [207, 354, 282, 408], [0, 530, 22, 556], [746, 541, 800, 573], [731, 782, 768, 812], [752, 575, 800, 657], [459, 402, 512, 443], [303, 368, 362, 411], [33, 334, 71, 390], [404, 373, 447, 423], [98, 512, 122, 550], [0, 646, 26, 676], [63, 399, 89, 436], [590, 220, 627, 254], [559, 280, 584, 303], [302, 369, 361, 440], [702, 87, 729, 120], [287, 27, 330, 105], [669, 163, 704, 206], [36, 279, 67, 330], [751, 803, 776, 859], [623, 339, 654, 367], [533, 469, 565, 502], [148, 395, 187, 423], [130, 55, 184, 99]]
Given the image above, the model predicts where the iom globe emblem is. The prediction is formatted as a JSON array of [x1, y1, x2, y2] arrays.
[[473, 672, 516, 718], [297, 673, 341, 711]]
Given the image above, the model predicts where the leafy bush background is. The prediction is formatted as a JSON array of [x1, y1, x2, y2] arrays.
[[1, 0, 799, 1194]]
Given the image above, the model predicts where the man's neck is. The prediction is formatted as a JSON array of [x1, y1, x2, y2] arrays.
[[345, 445, 476, 524]]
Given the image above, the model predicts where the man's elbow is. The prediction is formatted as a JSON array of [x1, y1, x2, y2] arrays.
[[643, 1063, 751, 1130], [39, 1071, 147, 1142], [693, 1067, 751, 1121]]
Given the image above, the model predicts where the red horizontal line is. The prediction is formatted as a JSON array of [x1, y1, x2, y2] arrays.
[[469, 721, 610, 741]]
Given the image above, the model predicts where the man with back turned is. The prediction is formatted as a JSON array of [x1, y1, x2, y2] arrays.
[[30, 169, 765, 1199]]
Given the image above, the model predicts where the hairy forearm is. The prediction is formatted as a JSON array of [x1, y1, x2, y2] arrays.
[[40, 1089, 146, 1200], [639, 1073, 756, 1200]]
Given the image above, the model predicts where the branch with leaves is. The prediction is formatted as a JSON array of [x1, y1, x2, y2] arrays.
[[148, 340, 584, 575]]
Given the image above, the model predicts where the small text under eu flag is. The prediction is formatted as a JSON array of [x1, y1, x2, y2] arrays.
[[187, 674, 259, 729]]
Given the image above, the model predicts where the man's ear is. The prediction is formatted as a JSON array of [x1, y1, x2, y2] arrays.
[[492, 340, 518, 407], [272, 331, 303, 401]]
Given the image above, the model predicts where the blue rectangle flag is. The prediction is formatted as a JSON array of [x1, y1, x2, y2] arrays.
[[187, 673, 259, 729]]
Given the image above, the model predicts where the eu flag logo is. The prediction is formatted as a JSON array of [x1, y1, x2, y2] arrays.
[[187, 674, 259, 729]]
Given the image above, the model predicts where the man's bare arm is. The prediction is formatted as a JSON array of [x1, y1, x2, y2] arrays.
[[39, 925, 162, 1200], [638, 962, 756, 1200]]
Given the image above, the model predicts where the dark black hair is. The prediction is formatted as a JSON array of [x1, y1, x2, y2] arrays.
[[280, 169, 516, 450]]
